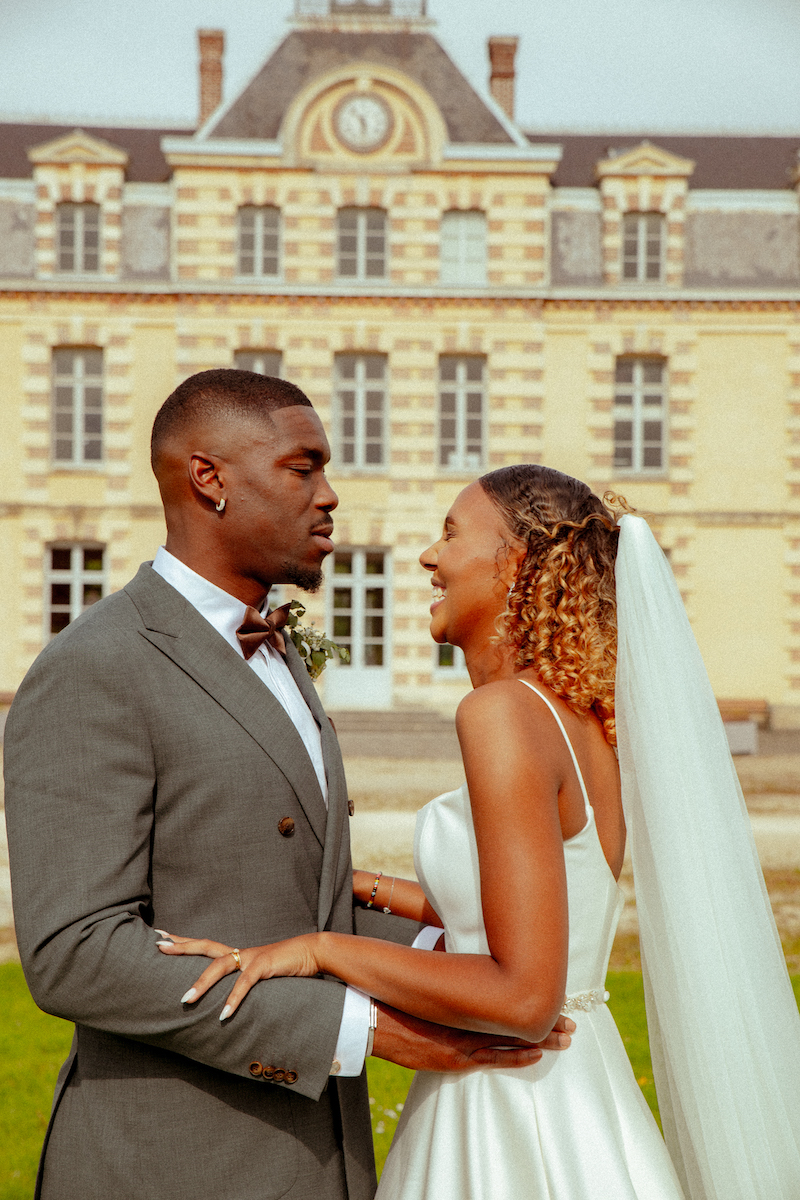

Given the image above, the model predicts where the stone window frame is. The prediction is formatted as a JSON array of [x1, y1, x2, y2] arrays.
[[613, 356, 668, 475], [333, 353, 388, 471], [236, 205, 281, 279], [440, 209, 488, 287], [45, 543, 106, 639], [336, 207, 388, 282], [437, 355, 486, 472], [621, 211, 665, 283], [56, 201, 101, 273], [51, 347, 104, 466], [327, 547, 390, 671]]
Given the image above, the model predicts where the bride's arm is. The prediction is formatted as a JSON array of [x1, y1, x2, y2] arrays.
[[352, 869, 443, 927], [160, 682, 569, 1043]]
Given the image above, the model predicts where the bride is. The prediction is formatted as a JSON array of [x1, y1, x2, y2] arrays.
[[160, 465, 800, 1200]]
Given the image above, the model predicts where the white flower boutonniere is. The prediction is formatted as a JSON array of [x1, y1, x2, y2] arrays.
[[284, 599, 350, 680]]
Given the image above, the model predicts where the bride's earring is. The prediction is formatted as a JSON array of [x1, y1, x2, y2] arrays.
[[215, 497, 226, 513]]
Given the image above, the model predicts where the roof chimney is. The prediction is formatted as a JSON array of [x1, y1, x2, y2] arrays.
[[487, 36, 518, 121], [198, 29, 225, 127]]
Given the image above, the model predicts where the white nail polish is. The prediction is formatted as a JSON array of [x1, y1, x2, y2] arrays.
[[180, 989, 196, 1003], [155, 929, 169, 936], [156, 941, 173, 948], [220, 1005, 231, 1021]]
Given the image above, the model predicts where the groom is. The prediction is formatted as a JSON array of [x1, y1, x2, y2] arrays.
[[4, 370, 564, 1200]]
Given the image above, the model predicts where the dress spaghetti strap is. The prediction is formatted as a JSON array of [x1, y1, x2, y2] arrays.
[[518, 680, 591, 816]]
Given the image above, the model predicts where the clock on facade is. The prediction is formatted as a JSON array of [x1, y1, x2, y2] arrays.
[[333, 93, 393, 153]]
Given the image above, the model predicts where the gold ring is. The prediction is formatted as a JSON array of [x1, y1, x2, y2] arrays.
[[230, 948, 242, 970]]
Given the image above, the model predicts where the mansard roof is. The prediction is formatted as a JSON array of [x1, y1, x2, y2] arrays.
[[0, 123, 190, 181], [528, 133, 800, 190], [206, 30, 513, 145]]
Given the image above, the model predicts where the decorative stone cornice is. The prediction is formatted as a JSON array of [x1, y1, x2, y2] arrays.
[[27, 128, 129, 168]]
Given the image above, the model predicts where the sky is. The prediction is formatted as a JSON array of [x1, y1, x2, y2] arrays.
[[0, 0, 799, 135]]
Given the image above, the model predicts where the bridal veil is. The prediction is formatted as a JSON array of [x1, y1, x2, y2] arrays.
[[614, 514, 800, 1200]]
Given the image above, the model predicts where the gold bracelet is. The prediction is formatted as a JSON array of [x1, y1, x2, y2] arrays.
[[383, 876, 396, 915], [366, 871, 382, 908]]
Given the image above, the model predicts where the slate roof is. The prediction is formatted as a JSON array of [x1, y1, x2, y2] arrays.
[[207, 30, 513, 145], [0, 124, 191, 181], [526, 133, 800, 190]]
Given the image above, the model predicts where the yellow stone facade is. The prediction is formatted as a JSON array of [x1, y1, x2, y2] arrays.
[[2, 7, 800, 724]]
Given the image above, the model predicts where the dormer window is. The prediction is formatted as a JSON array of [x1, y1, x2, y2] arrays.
[[57, 203, 100, 273], [622, 213, 664, 283]]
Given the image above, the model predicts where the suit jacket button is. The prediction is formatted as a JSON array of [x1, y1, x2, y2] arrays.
[[284, 1070, 298, 1085], [262, 1065, 276, 1080], [272, 1068, 286, 1083], [278, 817, 295, 837], [249, 1061, 263, 1078]]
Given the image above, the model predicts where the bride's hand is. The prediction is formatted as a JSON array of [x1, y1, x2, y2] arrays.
[[156, 931, 322, 1020]]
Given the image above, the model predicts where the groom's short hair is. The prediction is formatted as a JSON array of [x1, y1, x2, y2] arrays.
[[151, 369, 313, 466]]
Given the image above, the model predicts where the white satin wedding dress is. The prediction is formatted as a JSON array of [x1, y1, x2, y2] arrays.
[[376, 682, 685, 1200]]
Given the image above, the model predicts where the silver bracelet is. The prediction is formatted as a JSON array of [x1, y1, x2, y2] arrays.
[[365, 999, 378, 1058]]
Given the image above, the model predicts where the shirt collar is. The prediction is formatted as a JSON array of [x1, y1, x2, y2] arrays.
[[152, 546, 257, 655]]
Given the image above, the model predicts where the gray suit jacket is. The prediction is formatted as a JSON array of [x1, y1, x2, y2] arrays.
[[4, 564, 420, 1200]]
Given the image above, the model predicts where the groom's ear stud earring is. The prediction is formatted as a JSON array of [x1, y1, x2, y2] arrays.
[[215, 497, 226, 513]]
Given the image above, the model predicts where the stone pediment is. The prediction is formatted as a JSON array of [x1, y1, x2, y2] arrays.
[[27, 129, 129, 168], [595, 140, 694, 179]]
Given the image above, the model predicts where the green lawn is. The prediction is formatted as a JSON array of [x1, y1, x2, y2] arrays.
[[2, 962, 799, 1195]]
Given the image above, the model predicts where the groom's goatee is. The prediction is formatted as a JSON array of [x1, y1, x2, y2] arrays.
[[282, 561, 324, 592]]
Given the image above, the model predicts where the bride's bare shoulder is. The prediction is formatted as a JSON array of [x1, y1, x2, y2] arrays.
[[455, 678, 562, 755]]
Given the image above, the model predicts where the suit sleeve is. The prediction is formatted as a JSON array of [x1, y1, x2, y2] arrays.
[[3, 623, 346, 1103]]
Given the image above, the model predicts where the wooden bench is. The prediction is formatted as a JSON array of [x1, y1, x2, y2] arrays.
[[717, 699, 769, 728]]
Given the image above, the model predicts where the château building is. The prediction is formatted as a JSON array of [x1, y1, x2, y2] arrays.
[[2, 0, 800, 725]]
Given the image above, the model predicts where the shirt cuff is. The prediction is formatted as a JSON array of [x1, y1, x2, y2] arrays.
[[330, 986, 371, 1077], [413, 925, 445, 951]]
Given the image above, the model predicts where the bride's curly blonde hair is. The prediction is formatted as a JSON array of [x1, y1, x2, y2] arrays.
[[479, 465, 630, 746]]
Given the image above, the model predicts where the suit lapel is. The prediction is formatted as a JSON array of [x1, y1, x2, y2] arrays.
[[282, 638, 350, 932], [125, 565, 328, 847]]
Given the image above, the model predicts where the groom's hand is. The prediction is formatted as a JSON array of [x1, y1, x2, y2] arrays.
[[372, 1002, 575, 1072]]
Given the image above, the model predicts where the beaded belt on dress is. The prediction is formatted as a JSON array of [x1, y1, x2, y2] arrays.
[[561, 988, 610, 1014]]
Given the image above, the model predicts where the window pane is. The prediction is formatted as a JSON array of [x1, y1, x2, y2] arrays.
[[438, 644, 454, 667], [438, 355, 485, 470], [334, 554, 352, 574], [363, 644, 384, 666], [615, 361, 634, 383], [333, 588, 352, 607], [51, 548, 71, 570], [83, 584, 103, 606], [83, 548, 103, 572], [365, 553, 384, 575], [50, 612, 71, 635], [51, 583, 71, 605]]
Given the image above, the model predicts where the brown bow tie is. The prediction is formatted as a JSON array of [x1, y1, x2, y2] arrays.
[[236, 602, 293, 660]]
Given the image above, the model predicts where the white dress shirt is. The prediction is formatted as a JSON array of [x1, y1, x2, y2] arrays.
[[151, 547, 370, 1075]]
